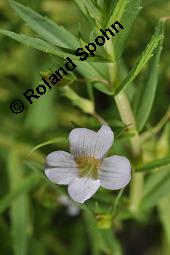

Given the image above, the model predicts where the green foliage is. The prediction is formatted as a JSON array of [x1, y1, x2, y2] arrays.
[[141, 166, 170, 210], [7, 149, 30, 255], [0, 29, 73, 58], [112, 0, 141, 60], [115, 29, 162, 94], [31, 137, 66, 152], [74, 0, 101, 26], [135, 20, 165, 131], [9, 0, 79, 49], [0, 173, 40, 214], [136, 156, 170, 172]]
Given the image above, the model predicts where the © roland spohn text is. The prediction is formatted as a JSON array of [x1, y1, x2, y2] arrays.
[[23, 21, 124, 105]]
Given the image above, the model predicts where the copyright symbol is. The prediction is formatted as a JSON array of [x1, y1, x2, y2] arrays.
[[10, 100, 24, 114]]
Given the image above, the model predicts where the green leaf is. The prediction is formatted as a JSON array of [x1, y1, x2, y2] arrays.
[[113, 0, 141, 60], [7, 149, 30, 255], [31, 137, 66, 153], [7, 0, 112, 84], [103, 0, 141, 64], [115, 32, 162, 94], [0, 173, 40, 214], [143, 166, 168, 198], [24, 161, 44, 174], [75, 60, 104, 80], [0, 29, 108, 63], [136, 156, 170, 172], [0, 29, 72, 58], [8, 0, 79, 49], [141, 166, 170, 210], [93, 81, 114, 95], [103, 1, 117, 26], [118, 59, 136, 101], [74, 0, 101, 20], [106, 0, 129, 28], [51, 56, 112, 95], [135, 20, 165, 131], [73, 0, 99, 28]]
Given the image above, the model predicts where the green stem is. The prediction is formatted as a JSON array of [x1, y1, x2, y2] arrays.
[[114, 92, 143, 213], [111, 188, 125, 217], [114, 92, 140, 156], [93, 112, 108, 125], [105, 40, 144, 213]]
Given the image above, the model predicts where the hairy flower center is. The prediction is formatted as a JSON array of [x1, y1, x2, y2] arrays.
[[75, 156, 102, 179]]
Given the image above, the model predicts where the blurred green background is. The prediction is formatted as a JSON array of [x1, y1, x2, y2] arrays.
[[0, 0, 170, 255]]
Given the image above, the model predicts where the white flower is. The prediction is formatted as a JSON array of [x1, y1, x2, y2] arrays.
[[45, 125, 131, 203]]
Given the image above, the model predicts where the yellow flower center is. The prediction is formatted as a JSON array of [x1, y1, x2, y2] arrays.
[[75, 156, 102, 179]]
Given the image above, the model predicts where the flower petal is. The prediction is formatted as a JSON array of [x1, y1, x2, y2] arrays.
[[45, 151, 78, 185], [69, 125, 114, 159], [68, 177, 100, 203], [99, 155, 131, 190]]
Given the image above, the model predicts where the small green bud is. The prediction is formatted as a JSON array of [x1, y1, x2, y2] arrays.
[[62, 87, 94, 114], [96, 214, 112, 229]]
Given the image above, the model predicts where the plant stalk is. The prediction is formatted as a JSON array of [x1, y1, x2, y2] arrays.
[[114, 92, 143, 213], [106, 40, 144, 213]]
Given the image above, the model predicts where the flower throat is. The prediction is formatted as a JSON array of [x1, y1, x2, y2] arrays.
[[75, 156, 102, 179]]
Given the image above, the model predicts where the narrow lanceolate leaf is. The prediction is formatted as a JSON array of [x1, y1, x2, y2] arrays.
[[0, 30, 110, 63], [8, 0, 79, 49], [74, 0, 101, 22], [136, 21, 165, 131], [0, 30, 71, 58], [136, 156, 170, 172], [31, 137, 66, 153], [7, 149, 30, 255], [113, 0, 141, 60], [115, 33, 162, 94], [103, 0, 140, 64], [7, 0, 112, 94], [106, 0, 129, 28]]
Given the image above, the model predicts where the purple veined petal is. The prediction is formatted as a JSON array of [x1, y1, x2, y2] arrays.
[[99, 155, 131, 190], [68, 177, 101, 203], [69, 125, 114, 159], [45, 151, 78, 185]]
